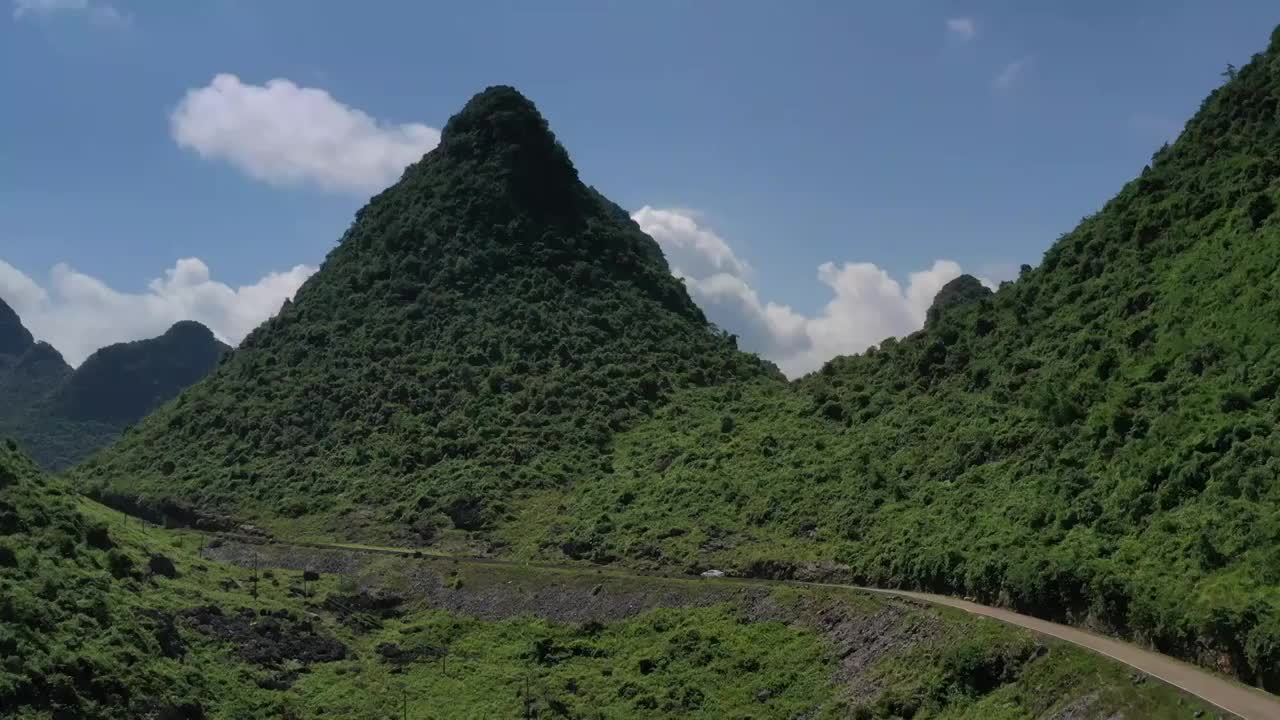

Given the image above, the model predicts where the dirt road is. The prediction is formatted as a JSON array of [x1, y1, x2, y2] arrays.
[[848, 587, 1280, 720], [199, 531, 1280, 719]]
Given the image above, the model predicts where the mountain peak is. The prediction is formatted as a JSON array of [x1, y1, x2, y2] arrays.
[[925, 274, 991, 328], [86, 84, 773, 537], [0, 297, 35, 357], [162, 320, 219, 344], [441, 85, 560, 149], [432, 86, 579, 213]]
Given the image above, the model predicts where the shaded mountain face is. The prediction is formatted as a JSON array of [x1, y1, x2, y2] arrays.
[[543, 27, 1280, 689], [83, 86, 776, 537], [0, 298, 35, 358], [0, 299, 72, 417], [0, 307, 227, 470], [50, 320, 229, 425]]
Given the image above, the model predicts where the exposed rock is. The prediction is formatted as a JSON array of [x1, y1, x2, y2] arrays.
[[85, 524, 113, 550], [178, 606, 347, 667], [149, 553, 178, 578], [323, 591, 405, 631], [140, 610, 187, 659]]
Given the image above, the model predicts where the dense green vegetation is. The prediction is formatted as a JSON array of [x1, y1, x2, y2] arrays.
[[6, 443, 1203, 718], [71, 28, 1280, 695], [84, 86, 776, 538], [0, 306, 227, 471], [50, 321, 229, 426], [549, 28, 1280, 691]]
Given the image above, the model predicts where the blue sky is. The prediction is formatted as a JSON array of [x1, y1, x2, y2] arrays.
[[2, 1, 1277, 373]]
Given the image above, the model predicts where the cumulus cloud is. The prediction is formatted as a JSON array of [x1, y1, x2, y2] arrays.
[[993, 57, 1033, 91], [171, 74, 440, 195], [945, 17, 976, 41], [0, 257, 316, 366], [12, 0, 129, 26], [632, 207, 993, 378], [631, 207, 751, 280]]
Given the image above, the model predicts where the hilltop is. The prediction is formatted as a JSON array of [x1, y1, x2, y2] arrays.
[[83, 86, 777, 540]]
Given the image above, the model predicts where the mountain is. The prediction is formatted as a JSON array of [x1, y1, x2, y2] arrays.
[[0, 298, 72, 411], [48, 320, 229, 425], [0, 306, 228, 470], [0, 296, 35, 356], [82, 86, 777, 539], [76, 33, 1280, 691], [544, 28, 1280, 689]]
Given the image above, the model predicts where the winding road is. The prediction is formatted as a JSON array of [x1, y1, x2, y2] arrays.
[[846, 587, 1280, 720], [208, 533, 1280, 719]]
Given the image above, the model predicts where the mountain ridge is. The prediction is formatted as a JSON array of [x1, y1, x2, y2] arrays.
[[545, 29, 1280, 690], [74, 29, 1280, 692], [84, 85, 777, 540], [0, 308, 228, 470]]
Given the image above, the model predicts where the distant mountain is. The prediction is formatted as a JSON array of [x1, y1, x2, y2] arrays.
[[0, 296, 36, 356], [0, 302, 228, 470], [50, 320, 229, 425], [0, 298, 72, 411], [83, 85, 777, 540]]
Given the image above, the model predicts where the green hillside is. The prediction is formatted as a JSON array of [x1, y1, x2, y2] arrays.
[[0, 306, 227, 471], [83, 86, 776, 539], [74, 29, 1280, 694], [546, 28, 1280, 690], [6, 442, 1206, 719]]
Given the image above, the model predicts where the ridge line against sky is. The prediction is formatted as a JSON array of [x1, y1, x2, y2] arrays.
[[2, 66, 992, 376], [4, 3, 1273, 374]]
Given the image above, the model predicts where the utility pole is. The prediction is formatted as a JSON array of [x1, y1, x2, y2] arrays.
[[251, 551, 260, 599]]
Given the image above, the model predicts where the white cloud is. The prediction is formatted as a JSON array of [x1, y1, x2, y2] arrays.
[[171, 74, 440, 195], [946, 17, 976, 41], [0, 257, 316, 366], [633, 207, 993, 378], [12, 0, 129, 26], [631, 206, 751, 281], [993, 57, 1033, 91]]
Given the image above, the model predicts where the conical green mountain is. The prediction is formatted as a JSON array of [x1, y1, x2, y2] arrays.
[[84, 87, 776, 538], [546, 29, 1280, 688]]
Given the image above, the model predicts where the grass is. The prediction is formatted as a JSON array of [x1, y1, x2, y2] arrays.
[[4, 437, 1230, 718]]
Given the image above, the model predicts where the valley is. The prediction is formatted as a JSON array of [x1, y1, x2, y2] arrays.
[[5, 15, 1280, 720]]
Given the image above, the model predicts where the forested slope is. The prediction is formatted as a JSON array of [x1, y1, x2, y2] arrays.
[[549, 27, 1280, 689], [83, 87, 776, 539]]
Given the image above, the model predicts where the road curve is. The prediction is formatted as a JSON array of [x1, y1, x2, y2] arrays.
[[200, 532, 1280, 720], [842, 587, 1280, 720]]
